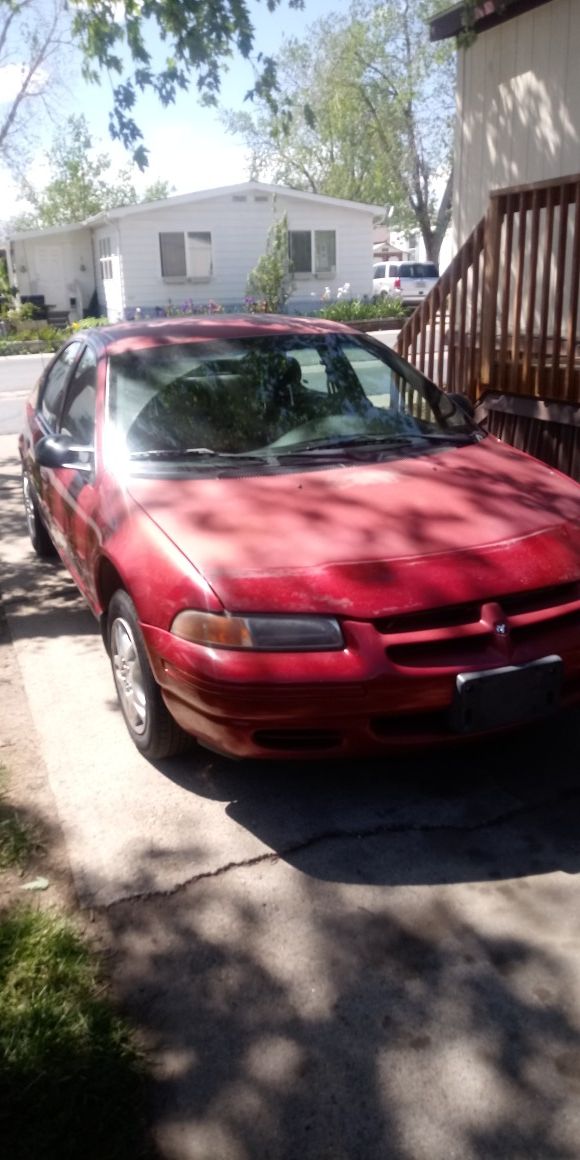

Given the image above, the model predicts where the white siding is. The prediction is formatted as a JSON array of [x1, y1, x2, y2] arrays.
[[453, 0, 580, 246], [117, 192, 375, 317], [10, 229, 95, 318]]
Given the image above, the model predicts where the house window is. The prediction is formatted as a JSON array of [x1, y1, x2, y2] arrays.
[[159, 231, 213, 280], [98, 237, 113, 280], [159, 232, 187, 278], [288, 229, 336, 276], [288, 231, 312, 274]]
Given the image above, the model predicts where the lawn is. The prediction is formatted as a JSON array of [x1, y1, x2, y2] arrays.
[[0, 765, 152, 1160]]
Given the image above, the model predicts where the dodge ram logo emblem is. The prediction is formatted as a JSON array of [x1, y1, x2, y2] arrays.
[[495, 622, 509, 636]]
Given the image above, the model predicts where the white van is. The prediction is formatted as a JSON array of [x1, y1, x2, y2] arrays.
[[373, 261, 439, 305]]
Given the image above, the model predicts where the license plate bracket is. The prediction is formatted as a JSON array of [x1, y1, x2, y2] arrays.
[[450, 655, 563, 734]]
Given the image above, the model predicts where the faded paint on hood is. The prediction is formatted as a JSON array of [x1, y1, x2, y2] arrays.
[[127, 438, 580, 617]]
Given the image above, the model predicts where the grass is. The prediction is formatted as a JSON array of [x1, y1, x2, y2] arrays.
[[0, 766, 39, 870], [0, 762, 152, 1158], [0, 812, 35, 870], [0, 907, 151, 1160]]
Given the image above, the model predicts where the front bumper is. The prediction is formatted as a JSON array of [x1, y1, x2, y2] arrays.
[[142, 607, 580, 759]]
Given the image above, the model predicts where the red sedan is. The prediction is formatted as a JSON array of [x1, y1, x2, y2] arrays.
[[19, 316, 580, 760]]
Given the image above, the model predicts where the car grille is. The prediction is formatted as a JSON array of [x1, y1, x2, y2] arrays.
[[375, 581, 580, 671], [374, 581, 580, 635]]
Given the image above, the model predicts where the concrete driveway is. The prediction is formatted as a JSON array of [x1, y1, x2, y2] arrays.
[[2, 432, 580, 1159]]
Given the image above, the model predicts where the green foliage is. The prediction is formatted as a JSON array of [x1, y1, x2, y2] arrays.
[[141, 178, 176, 202], [69, 316, 110, 331], [0, 906, 149, 1159], [225, 0, 455, 264], [0, 258, 13, 312], [15, 302, 38, 321], [2, 304, 37, 328], [67, 0, 305, 167], [318, 297, 407, 321], [13, 116, 175, 230], [0, 326, 63, 354], [15, 115, 138, 228], [246, 212, 295, 313]]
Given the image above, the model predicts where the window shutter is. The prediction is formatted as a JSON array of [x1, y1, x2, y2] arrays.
[[315, 230, 336, 273], [186, 232, 212, 279]]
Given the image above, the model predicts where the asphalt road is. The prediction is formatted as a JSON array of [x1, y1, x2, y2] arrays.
[[0, 353, 50, 436], [3, 426, 580, 1159]]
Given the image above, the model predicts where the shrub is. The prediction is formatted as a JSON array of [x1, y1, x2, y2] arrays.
[[18, 301, 40, 320], [246, 211, 295, 313], [17, 325, 62, 346], [318, 296, 407, 322]]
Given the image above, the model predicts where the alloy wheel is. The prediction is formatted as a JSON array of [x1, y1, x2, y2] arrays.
[[111, 616, 148, 736]]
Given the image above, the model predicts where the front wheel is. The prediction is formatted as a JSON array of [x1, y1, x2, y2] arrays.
[[108, 589, 191, 760], [22, 468, 56, 558]]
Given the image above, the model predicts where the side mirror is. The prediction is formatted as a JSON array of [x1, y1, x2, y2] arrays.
[[35, 434, 94, 472], [448, 392, 475, 419]]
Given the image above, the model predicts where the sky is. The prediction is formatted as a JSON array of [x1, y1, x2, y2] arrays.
[[0, 0, 343, 218]]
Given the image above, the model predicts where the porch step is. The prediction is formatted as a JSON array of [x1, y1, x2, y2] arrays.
[[47, 310, 70, 329]]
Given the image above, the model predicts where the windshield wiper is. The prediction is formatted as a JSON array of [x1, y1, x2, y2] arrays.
[[129, 447, 274, 462], [275, 431, 475, 453]]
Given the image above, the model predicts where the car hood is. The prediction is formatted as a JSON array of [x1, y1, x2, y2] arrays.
[[127, 439, 580, 618]]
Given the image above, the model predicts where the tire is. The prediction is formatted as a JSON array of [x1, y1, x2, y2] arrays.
[[107, 589, 191, 761], [22, 468, 56, 558]]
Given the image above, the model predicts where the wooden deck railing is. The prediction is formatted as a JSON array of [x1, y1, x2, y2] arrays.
[[396, 172, 580, 407], [396, 218, 485, 399]]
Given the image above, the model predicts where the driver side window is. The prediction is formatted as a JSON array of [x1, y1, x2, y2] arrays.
[[60, 347, 98, 445], [40, 342, 83, 428]]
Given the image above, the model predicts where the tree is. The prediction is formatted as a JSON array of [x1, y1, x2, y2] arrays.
[[225, 0, 456, 265], [0, 0, 71, 166], [68, 0, 305, 168], [12, 115, 175, 229], [246, 211, 294, 313], [140, 178, 175, 203], [1, 0, 306, 171]]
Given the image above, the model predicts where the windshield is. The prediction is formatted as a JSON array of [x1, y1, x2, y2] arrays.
[[107, 333, 477, 462]]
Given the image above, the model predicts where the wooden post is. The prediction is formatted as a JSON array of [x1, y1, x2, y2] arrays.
[[480, 195, 503, 389], [565, 184, 580, 400]]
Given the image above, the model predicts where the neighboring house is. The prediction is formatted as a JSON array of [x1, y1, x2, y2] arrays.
[[430, 0, 580, 248], [6, 182, 384, 322]]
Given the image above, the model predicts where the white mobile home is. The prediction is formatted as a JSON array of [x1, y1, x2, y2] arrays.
[[430, 0, 580, 249], [7, 181, 384, 322]]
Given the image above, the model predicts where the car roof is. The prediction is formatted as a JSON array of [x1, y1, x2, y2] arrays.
[[74, 313, 353, 356]]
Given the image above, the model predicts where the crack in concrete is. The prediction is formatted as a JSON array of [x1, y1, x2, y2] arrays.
[[99, 781, 580, 911]]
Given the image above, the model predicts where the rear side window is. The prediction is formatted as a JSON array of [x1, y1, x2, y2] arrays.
[[388, 264, 399, 277], [40, 342, 83, 428], [373, 263, 385, 278]]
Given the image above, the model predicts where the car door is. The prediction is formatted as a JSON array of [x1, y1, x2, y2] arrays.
[[25, 341, 85, 533], [48, 344, 100, 601]]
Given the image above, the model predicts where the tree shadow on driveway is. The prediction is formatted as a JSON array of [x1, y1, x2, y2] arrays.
[[105, 841, 580, 1160], [152, 705, 580, 889]]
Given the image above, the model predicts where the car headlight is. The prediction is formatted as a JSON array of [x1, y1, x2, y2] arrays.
[[171, 611, 344, 651]]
